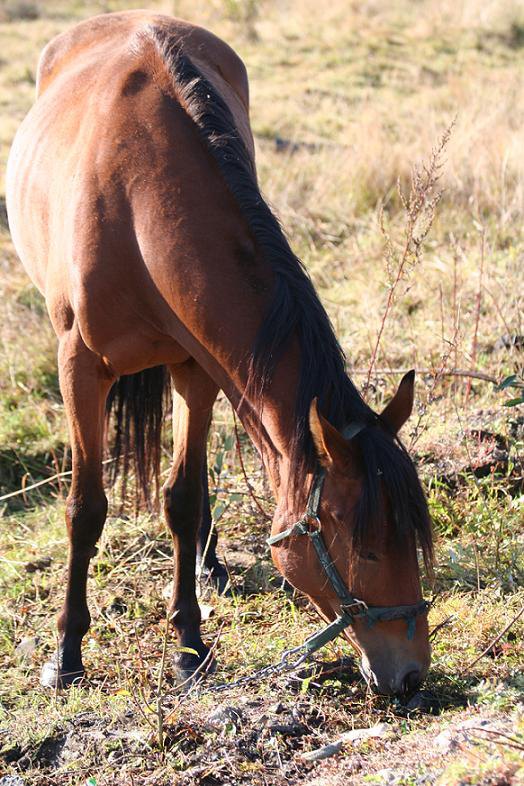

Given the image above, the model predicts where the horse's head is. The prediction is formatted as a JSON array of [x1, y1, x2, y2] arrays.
[[270, 371, 432, 696]]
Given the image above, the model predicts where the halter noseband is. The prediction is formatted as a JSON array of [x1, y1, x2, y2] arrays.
[[267, 422, 430, 655]]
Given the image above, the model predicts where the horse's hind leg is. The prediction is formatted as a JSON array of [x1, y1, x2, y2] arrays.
[[163, 359, 218, 683], [196, 459, 229, 595], [41, 326, 114, 688]]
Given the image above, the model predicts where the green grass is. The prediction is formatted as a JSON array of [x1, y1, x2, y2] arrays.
[[0, 0, 523, 783]]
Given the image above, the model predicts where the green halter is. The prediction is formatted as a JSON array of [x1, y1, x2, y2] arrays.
[[267, 422, 430, 653]]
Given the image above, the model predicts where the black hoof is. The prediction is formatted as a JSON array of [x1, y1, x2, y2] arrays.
[[197, 562, 231, 596], [209, 572, 230, 596], [40, 655, 84, 689], [173, 647, 215, 689]]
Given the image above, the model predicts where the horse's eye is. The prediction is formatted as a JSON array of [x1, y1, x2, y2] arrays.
[[362, 551, 379, 562]]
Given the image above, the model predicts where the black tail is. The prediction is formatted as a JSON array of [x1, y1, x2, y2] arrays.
[[105, 366, 171, 508]]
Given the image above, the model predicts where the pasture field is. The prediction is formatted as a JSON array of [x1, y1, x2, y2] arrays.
[[0, 0, 523, 784]]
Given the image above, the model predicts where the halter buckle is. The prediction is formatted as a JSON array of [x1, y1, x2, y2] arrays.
[[341, 598, 369, 618]]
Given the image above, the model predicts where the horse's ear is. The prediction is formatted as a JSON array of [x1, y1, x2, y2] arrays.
[[380, 369, 415, 434], [309, 398, 351, 468]]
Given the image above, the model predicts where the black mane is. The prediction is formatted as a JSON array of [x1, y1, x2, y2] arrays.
[[152, 30, 433, 565]]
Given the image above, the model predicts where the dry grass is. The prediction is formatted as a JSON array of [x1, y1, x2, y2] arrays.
[[0, 0, 523, 784]]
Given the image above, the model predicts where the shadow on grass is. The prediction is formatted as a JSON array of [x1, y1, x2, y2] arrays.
[[0, 445, 70, 510], [287, 661, 472, 716]]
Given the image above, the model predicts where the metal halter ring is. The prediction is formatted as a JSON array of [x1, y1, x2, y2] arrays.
[[303, 513, 321, 530]]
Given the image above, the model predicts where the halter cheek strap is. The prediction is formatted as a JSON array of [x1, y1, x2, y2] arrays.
[[267, 421, 430, 650]]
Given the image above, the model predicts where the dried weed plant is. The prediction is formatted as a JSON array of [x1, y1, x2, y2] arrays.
[[366, 121, 455, 391]]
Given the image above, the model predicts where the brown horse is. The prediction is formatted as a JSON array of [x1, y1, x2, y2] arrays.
[[7, 10, 433, 695]]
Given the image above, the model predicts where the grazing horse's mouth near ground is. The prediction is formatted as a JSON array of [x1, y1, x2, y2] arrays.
[[267, 403, 432, 696], [6, 9, 432, 695]]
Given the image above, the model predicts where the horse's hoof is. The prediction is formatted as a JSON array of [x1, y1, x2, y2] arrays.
[[211, 572, 230, 596], [173, 649, 215, 689], [197, 564, 231, 597], [40, 657, 84, 689]]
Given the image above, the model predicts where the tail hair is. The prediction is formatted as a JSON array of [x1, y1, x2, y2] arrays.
[[105, 366, 171, 508]]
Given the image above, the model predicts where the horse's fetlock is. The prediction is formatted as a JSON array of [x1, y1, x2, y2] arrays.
[[170, 602, 201, 631], [58, 605, 91, 639]]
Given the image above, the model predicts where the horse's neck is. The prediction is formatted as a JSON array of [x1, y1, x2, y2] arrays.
[[228, 346, 306, 502]]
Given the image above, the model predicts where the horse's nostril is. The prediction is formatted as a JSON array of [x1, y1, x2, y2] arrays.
[[401, 669, 421, 694]]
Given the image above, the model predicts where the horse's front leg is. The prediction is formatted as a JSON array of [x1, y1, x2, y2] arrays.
[[164, 359, 218, 684], [41, 326, 114, 688]]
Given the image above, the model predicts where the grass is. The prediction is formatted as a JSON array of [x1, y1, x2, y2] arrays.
[[0, 0, 523, 784]]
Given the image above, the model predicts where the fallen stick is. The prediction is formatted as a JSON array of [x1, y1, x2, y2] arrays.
[[300, 723, 391, 762], [429, 614, 456, 641], [301, 741, 343, 762], [0, 468, 74, 502], [0, 458, 115, 503], [467, 726, 524, 752]]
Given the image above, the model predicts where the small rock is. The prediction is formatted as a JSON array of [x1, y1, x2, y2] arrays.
[[375, 770, 397, 784], [434, 728, 454, 752], [0, 776, 26, 786], [14, 637, 38, 662], [199, 604, 215, 622], [340, 722, 391, 744], [435, 717, 493, 753], [301, 741, 343, 762], [1, 746, 23, 765], [207, 705, 244, 729]]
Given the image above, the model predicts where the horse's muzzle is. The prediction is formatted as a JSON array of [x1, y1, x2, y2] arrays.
[[361, 659, 428, 696]]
